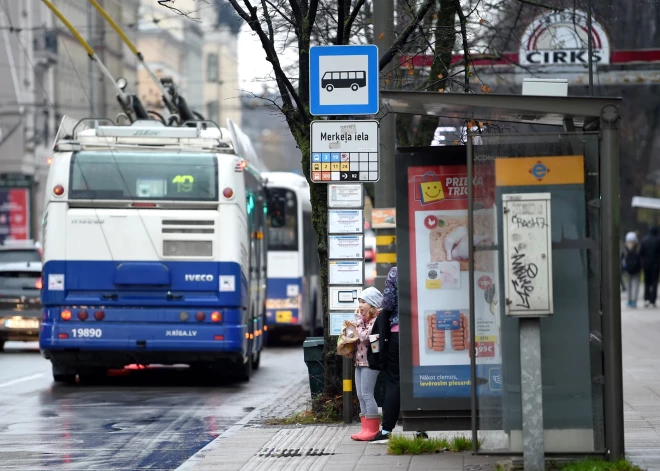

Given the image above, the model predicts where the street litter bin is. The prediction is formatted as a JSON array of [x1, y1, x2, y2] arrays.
[[303, 337, 325, 398]]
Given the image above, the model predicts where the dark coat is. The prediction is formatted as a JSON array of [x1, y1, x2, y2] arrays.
[[368, 308, 392, 371]]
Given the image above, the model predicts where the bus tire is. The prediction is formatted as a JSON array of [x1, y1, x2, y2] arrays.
[[52, 364, 76, 384], [351, 83, 359, 91], [325, 84, 334, 92], [252, 350, 261, 370], [0, 341, 4, 352], [236, 355, 252, 382]]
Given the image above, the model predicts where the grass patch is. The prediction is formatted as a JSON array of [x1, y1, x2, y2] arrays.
[[266, 409, 340, 425], [387, 434, 479, 455], [266, 394, 343, 425], [557, 459, 643, 471]]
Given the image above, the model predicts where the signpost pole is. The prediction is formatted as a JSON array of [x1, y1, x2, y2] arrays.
[[502, 193, 554, 471], [343, 356, 353, 424]]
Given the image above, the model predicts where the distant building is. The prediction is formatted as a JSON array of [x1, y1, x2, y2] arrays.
[[202, 0, 243, 128], [137, 0, 204, 116], [240, 93, 300, 172]]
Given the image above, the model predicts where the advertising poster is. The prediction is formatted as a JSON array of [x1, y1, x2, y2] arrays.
[[0, 188, 30, 244], [398, 148, 502, 402]]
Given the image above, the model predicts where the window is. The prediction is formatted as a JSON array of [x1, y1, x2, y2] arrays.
[[69, 151, 218, 201], [348, 72, 356, 79], [206, 101, 219, 124], [332, 72, 340, 79], [266, 188, 298, 251], [341, 72, 348, 79], [206, 53, 219, 82], [357, 71, 365, 79], [0, 250, 41, 264]]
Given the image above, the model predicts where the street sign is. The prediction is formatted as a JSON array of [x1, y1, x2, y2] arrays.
[[310, 120, 379, 183], [309, 45, 380, 116]]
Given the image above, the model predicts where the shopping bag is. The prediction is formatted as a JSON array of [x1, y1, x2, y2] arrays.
[[418, 172, 445, 205], [337, 320, 359, 358]]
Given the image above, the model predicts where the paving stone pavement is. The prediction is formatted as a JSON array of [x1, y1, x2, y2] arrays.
[[178, 297, 660, 470]]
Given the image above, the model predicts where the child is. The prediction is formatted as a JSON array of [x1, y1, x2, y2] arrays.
[[351, 286, 383, 441]]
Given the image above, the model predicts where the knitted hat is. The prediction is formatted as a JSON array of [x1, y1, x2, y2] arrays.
[[625, 231, 638, 243], [360, 286, 383, 309]]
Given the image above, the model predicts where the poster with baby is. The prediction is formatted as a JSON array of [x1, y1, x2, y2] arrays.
[[407, 163, 502, 399]]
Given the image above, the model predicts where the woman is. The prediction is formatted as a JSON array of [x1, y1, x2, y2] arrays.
[[351, 286, 383, 441], [370, 267, 401, 443]]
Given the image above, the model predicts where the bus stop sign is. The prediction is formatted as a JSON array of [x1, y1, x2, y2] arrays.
[[309, 45, 380, 116]]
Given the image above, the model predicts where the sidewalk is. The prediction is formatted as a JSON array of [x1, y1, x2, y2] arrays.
[[177, 299, 660, 471], [622, 301, 660, 470]]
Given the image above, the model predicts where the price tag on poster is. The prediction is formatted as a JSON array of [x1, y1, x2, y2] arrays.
[[329, 286, 363, 310], [328, 209, 363, 234], [328, 235, 363, 259], [329, 260, 364, 285], [330, 311, 357, 336], [328, 184, 364, 208]]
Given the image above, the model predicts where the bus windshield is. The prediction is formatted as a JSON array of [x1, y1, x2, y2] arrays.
[[69, 151, 218, 201], [266, 187, 298, 251]]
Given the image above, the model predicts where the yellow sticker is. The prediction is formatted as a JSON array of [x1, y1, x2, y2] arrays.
[[275, 310, 292, 323], [420, 179, 445, 204], [426, 279, 441, 289]]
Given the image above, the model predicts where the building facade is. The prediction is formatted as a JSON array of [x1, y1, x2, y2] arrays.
[[0, 0, 139, 244]]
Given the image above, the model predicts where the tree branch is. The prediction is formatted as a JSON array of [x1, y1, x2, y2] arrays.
[[515, 0, 561, 11], [378, 0, 435, 71], [264, 0, 295, 27], [336, 0, 346, 45], [261, 0, 276, 43], [453, 0, 471, 92], [227, 0, 306, 117], [343, 0, 365, 44]]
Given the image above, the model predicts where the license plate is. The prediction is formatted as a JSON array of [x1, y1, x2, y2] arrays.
[[5, 318, 39, 329], [275, 310, 292, 323]]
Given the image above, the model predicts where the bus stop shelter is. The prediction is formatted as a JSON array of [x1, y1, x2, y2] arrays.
[[379, 91, 623, 461]]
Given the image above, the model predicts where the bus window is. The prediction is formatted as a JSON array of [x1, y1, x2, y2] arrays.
[[266, 188, 298, 251]]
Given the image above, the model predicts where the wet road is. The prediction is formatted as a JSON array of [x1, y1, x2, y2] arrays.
[[0, 341, 307, 470]]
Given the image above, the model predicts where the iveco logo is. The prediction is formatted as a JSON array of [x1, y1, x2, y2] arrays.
[[71, 219, 105, 224], [134, 130, 160, 136], [184, 274, 214, 282]]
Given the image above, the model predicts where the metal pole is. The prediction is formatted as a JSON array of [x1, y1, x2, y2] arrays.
[[520, 318, 545, 471], [586, 0, 594, 96], [87, 2, 94, 115], [467, 133, 478, 453], [342, 356, 353, 424], [600, 104, 624, 460], [373, 0, 395, 293], [373, 0, 395, 211]]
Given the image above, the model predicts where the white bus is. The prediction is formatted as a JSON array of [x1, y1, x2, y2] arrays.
[[263, 172, 321, 338], [39, 117, 267, 382]]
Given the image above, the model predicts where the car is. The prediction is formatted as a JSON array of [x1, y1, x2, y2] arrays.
[[0, 261, 42, 351], [0, 240, 42, 266]]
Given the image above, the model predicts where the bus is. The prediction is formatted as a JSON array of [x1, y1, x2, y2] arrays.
[[39, 117, 268, 382], [321, 71, 367, 92], [262, 172, 321, 339]]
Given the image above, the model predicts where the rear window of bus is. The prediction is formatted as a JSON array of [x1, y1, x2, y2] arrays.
[[69, 151, 218, 201]]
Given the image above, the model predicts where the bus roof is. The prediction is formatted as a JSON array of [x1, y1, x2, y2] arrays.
[[52, 116, 269, 173]]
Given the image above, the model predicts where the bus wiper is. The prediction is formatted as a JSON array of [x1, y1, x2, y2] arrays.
[[102, 294, 119, 300], [166, 293, 183, 301]]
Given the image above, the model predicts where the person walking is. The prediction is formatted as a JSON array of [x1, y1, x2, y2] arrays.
[[351, 286, 383, 441], [640, 227, 660, 307], [622, 231, 642, 307]]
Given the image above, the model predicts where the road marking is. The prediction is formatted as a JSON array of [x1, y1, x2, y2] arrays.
[[0, 373, 43, 388]]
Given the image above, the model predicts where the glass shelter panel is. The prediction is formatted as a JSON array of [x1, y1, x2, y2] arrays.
[[471, 133, 604, 454]]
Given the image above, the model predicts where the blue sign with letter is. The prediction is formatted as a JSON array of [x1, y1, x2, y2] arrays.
[[309, 45, 379, 116]]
